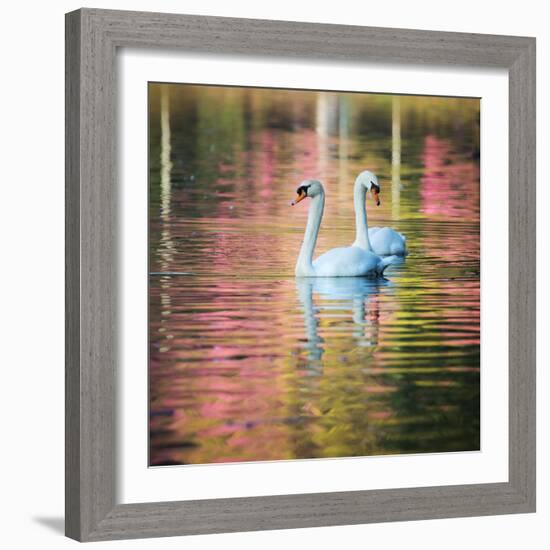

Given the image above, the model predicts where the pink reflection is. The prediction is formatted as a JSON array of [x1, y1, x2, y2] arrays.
[[420, 135, 479, 220]]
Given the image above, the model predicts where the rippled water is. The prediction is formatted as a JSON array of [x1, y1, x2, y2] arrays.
[[149, 84, 480, 466]]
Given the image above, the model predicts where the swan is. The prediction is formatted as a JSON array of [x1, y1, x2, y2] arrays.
[[352, 170, 407, 256], [291, 180, 395, 277]]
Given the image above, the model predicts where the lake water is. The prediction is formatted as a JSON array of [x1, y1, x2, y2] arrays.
[[148, 84, 480, 466]]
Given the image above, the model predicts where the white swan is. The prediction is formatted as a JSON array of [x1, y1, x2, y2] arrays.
[[291, 180, 395, 278], [352, 170, 407, 256]]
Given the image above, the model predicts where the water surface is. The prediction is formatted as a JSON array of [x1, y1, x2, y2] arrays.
[[148, 84, 480, 466]]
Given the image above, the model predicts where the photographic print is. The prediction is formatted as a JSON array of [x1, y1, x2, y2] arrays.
[[148, 83, 480, 467]]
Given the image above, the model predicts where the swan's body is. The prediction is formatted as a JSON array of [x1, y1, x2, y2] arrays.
[[352, 170, 408, 257], [368, 226, 407, 256], [311, 246, 394, 277], [292, 180, 395, 278]]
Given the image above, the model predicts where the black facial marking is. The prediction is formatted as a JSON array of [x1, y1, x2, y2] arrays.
[[296, 184, 310, 196], [371, 182, 380, 193]]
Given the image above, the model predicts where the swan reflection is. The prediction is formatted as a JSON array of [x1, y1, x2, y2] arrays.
[[295, 277, 392, 366]]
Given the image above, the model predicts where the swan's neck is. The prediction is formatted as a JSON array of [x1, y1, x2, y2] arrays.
[[353, 181, 372, 251], [296, 192, 324, 276]]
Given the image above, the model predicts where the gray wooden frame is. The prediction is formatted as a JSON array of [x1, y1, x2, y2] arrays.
[[65, 8, 536, 542]]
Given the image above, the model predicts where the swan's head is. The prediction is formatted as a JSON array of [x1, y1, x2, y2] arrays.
[[290, 179, 324, 205], [356, 170, 381, 206]]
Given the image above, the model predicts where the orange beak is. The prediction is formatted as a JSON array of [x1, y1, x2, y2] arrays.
[[370, 188, 380, 206], [291, 190, 307, 206]]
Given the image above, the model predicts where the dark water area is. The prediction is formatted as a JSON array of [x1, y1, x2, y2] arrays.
[[148, 84, 480, 466]]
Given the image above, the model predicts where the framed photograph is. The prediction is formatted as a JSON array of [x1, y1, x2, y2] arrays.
[[65, 8, 536, 542]]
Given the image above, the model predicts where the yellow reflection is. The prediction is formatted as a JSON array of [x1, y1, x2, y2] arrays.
[[392, 95, 401, 219], [159, 87, 174, 343], [338, 95, 350, 203], [160, 86, 173, 221]]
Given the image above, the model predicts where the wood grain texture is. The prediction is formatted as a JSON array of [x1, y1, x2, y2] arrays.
[[66, 8, 117, 540], [65, 8, 536, 542], [65, 9, 81, 541], [508, 40, 536, 509]]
